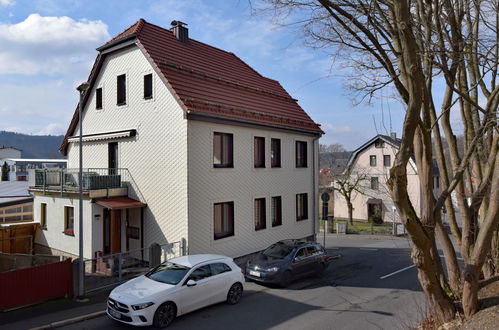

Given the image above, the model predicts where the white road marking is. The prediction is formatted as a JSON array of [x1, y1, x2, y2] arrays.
[[380, 265, 416, 279], [359, 248, 378, 251]]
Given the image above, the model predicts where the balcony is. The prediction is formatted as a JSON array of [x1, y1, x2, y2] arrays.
[[29, 168, 144, 201]]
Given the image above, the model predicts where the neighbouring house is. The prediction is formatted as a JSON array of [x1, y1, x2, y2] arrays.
[[30, 19, 323, 260], [0, 147, 67, 182], [333, 133, 441, 223]]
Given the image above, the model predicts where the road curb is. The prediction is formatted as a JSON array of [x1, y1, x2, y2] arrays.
[[29, 310, 106, 330]]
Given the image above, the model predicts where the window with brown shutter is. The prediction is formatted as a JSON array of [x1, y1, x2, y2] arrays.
[[271, 196, 282, 227], [213, 132, 233, 168], [296, 193, 308, 221], [271, 138, 281, 168], [296, 141, 307, 168], [214, 202, 234, 239], [254, 137, 265, 168], [254, 198, 266, 230]]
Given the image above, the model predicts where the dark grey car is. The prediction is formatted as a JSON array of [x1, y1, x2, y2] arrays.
[[245, 240, 331, 287]]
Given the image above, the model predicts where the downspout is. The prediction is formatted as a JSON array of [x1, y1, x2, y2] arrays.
[[312, 136, 320, 241]]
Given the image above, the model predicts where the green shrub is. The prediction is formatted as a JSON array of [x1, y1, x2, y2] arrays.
[[369, 213, 383, 225]]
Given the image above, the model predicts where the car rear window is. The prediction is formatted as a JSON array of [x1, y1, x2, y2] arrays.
[[146, 262, 191, 285], [263, 243, 294, 258]]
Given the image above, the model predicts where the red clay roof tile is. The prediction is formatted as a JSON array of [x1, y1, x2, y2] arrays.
[[60, 19, 322, 154]]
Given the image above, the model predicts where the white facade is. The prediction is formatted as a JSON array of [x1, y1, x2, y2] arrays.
[[33, 44, 319, 259], [333, 137, 429, 223]]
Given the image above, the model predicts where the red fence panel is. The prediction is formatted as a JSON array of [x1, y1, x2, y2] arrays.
[[0, 258, 72, 311]]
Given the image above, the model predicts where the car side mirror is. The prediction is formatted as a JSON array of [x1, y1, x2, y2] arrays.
[[293, 257, 300, 263], [186, 279, 197, 287]]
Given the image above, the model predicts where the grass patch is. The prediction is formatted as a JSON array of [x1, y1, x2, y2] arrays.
[[331, 220, 393, 234]]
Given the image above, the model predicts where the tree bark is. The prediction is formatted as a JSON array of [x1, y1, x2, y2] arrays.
[[347, 200, 353, 225]]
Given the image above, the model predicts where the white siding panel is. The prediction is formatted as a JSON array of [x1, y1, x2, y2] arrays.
[[187, 121, 316, 258], [67, 46, 188, 250]]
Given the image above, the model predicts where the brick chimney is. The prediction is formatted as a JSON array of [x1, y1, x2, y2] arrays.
[[170, 20, 188, 43], [390, 132, 397, 140]]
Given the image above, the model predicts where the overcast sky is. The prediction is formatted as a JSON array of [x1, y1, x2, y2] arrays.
[[0, 0, 407, 150]]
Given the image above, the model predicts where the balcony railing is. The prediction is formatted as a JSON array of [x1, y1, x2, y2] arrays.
[[31, 168, 145, 202]]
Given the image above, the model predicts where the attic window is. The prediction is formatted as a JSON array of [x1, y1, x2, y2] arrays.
[[375, 140, 384, 148], [96, 88, 103, 109], [144, 74, 153, 99], [117, 74, 126, 105]]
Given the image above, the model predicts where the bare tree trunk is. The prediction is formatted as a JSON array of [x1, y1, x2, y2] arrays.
[[347, 200, 353, 225], [463, 152, 499, 317]]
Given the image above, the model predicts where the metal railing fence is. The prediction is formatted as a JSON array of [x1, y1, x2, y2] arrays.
[[83, 241, 183, 293]]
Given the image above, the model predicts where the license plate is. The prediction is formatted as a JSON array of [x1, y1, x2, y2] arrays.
[[109, 308, 121, 319], [249, 270, 261, 277]]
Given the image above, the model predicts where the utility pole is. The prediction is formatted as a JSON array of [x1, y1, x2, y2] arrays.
[[76, 82, 89, 302]]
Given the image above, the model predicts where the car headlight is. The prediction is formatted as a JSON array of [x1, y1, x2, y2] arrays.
[[266, 267, 280, 272], [131, 302, 155, 310]]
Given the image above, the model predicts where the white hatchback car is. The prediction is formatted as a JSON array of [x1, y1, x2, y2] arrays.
[[107, 254, 245, 328]]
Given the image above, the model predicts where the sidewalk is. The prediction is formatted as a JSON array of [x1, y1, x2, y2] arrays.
[[0, 290, 109, 330]]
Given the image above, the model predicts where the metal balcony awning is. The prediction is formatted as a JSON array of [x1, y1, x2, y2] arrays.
[[95, 196, 146, 210], [366, 198, 382, 204], [68, 129, 136, 143]]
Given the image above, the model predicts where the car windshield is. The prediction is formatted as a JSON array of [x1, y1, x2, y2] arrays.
[[262, 243, 294, 259], [146, 262, 191, 285]]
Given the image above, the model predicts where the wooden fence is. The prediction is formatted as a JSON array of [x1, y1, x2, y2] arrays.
[[0, 223, 37, 254]]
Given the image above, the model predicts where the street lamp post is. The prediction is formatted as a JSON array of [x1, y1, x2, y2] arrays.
[[76, 82, 89, 301]]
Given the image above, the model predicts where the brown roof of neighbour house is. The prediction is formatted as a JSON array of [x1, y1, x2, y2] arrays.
[[60, 19, 323, 154]]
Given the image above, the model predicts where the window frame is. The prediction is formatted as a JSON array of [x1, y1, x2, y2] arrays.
[[117, 74, 127, 106], [213, 132, 234, 168], [40, 203, 47, 229], [64, 206, 74, 236], [213, 201, 234, 240], [296, 141, 308, 168], [143, 73, 153, 100], [254, 198, 267, 231], [95, 87, 103, 110], [383, 155, 391, 167], [296, 193, 308, 221], [271, 138, 281, 168], [271, 196, 282, 227], [254, 136, 266, 168], [369, 155, 377, 167], [371, 177, 379, 190]]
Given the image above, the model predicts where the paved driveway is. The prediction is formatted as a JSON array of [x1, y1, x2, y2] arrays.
[[61, 235, 425, 330]]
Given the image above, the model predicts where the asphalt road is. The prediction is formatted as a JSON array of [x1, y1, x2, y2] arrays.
[[60, 235, 425, 330]]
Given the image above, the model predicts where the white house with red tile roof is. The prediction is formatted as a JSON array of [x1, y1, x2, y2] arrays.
[[30, 19, 322, 260]]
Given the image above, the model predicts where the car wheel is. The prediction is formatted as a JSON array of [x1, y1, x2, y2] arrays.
[[280, 270, 292, 288], [317, 263, 327, 277], [153, 302, 176, 329], [227, 282, 243, 305]]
